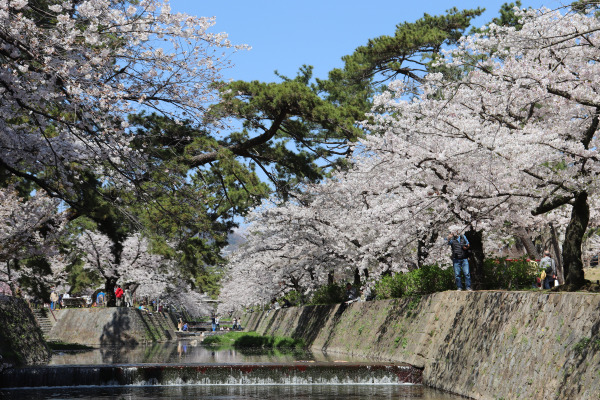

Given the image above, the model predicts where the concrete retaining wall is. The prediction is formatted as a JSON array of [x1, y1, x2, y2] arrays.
[[242, 291, 600, 400], [47, 308, 178, 345]]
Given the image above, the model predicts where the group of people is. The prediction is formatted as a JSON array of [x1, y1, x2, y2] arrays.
[[49, 284, 139, 310], [211, 314, 220, 331], [177, 318, 189, 332], [114, 285, 134, 307], [49, 290, 77, 309], [448, 229, 559, 291]]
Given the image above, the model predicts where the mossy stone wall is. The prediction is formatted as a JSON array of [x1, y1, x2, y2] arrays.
[[242, 291, 600, 400], [0, 295, 50, 368]]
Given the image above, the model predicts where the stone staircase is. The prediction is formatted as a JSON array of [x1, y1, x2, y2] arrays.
[[138, 311, 178, 341], [31, 308, 55, 338]]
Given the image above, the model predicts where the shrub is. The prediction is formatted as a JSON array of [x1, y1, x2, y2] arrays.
[[480, 257, 537, 290], [278, 290, 304, 307], [202, 335, 226, 345], [307, 283, 346, 305], [373, 264, 455, 300]]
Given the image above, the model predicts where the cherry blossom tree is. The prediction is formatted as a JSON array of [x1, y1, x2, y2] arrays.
[[221, 6, 600, 306], [77, 231, 171, 302], [0, 0, 242, 208], [0, 187, 66, 294], [76, 229, 215, 314], [0, 0, 247, 296], [363, 6, 600, 288]]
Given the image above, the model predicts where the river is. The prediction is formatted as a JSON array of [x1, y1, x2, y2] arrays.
[[0, 340, 466, 400]]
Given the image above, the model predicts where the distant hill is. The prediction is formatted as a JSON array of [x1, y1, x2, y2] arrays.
[[222, 226, 248, 256]]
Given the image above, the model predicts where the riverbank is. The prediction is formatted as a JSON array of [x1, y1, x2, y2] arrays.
[[242, 291, 600, 400], [0, 295, 50, 368], [0, 296, 179, 363]]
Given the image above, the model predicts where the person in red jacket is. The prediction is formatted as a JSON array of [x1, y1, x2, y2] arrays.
[[115, 285, 124, 307]]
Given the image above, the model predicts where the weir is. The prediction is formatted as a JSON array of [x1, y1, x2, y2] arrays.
[[0, 362, 422, 388]]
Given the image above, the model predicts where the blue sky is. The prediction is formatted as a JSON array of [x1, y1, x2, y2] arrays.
[[171, 0, 559, 83]]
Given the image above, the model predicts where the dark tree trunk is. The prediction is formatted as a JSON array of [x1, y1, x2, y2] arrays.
[[417, 231, 439, 268], [549, 222, 564, 284], [105, 276, 118, 307], [327, 270, 334, 285], [128, 283, 140, 296], [465, 229, 485, 290], [562, 192, 589, 289], [6, 260, 15, 294], [353, 268, 361, 286], [517, 228, 539, 260]]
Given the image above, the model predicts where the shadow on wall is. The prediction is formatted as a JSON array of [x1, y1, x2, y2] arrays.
[[99, 309, 139, 363], [0, 295, 50, 366], [293, 305, 338, 346]]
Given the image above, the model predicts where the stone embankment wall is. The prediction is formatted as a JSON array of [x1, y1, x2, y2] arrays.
[[46, 308, 178, 345], [0, 295, 50, 368], [242, 291, 600, 400]]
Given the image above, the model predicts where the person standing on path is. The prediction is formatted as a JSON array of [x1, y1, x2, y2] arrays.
[[115, 285, 124, 307], [447, 229, 472, 291], [50, 289, 59, 310], [124, 287, 133, 307]]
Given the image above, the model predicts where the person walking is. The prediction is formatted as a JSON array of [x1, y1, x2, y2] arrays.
[[538, 250, 557, 289], [447, 229, 472, 291]]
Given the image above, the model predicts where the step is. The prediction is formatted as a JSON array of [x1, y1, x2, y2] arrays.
[[0, 363, 422, 388]]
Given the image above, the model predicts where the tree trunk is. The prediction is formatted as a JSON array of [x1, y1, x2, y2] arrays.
[[105, 276, 118, 307], [549, 222, 564, 284], [517, 228, 539, 260], [417, 231, 439, 268], [353, 268, 361, 286], [327, 270, 334, 285], [6, 260, 15, 294], [562, 192, 589, 289], [465, 229, 484, 290]]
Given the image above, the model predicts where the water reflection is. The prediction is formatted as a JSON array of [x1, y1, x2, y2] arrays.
[[50, 341, 375, 365]]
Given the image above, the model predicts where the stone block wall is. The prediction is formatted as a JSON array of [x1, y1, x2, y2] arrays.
[[242, 291, 600, 400], [0, 295, 50, 368]]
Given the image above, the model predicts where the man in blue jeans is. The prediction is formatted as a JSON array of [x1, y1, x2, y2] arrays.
[[447, 230, 472, 291]]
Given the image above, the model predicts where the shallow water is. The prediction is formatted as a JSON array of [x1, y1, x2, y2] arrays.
[[49, 341, 373, 365]]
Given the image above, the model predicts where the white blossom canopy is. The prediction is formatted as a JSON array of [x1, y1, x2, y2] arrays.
[[219, 6, 600, 309], [0, 0, 243, 195]]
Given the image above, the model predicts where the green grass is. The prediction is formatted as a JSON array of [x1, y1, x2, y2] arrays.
[[48, 341, 94, 351], [203, 332, 305, 349]]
